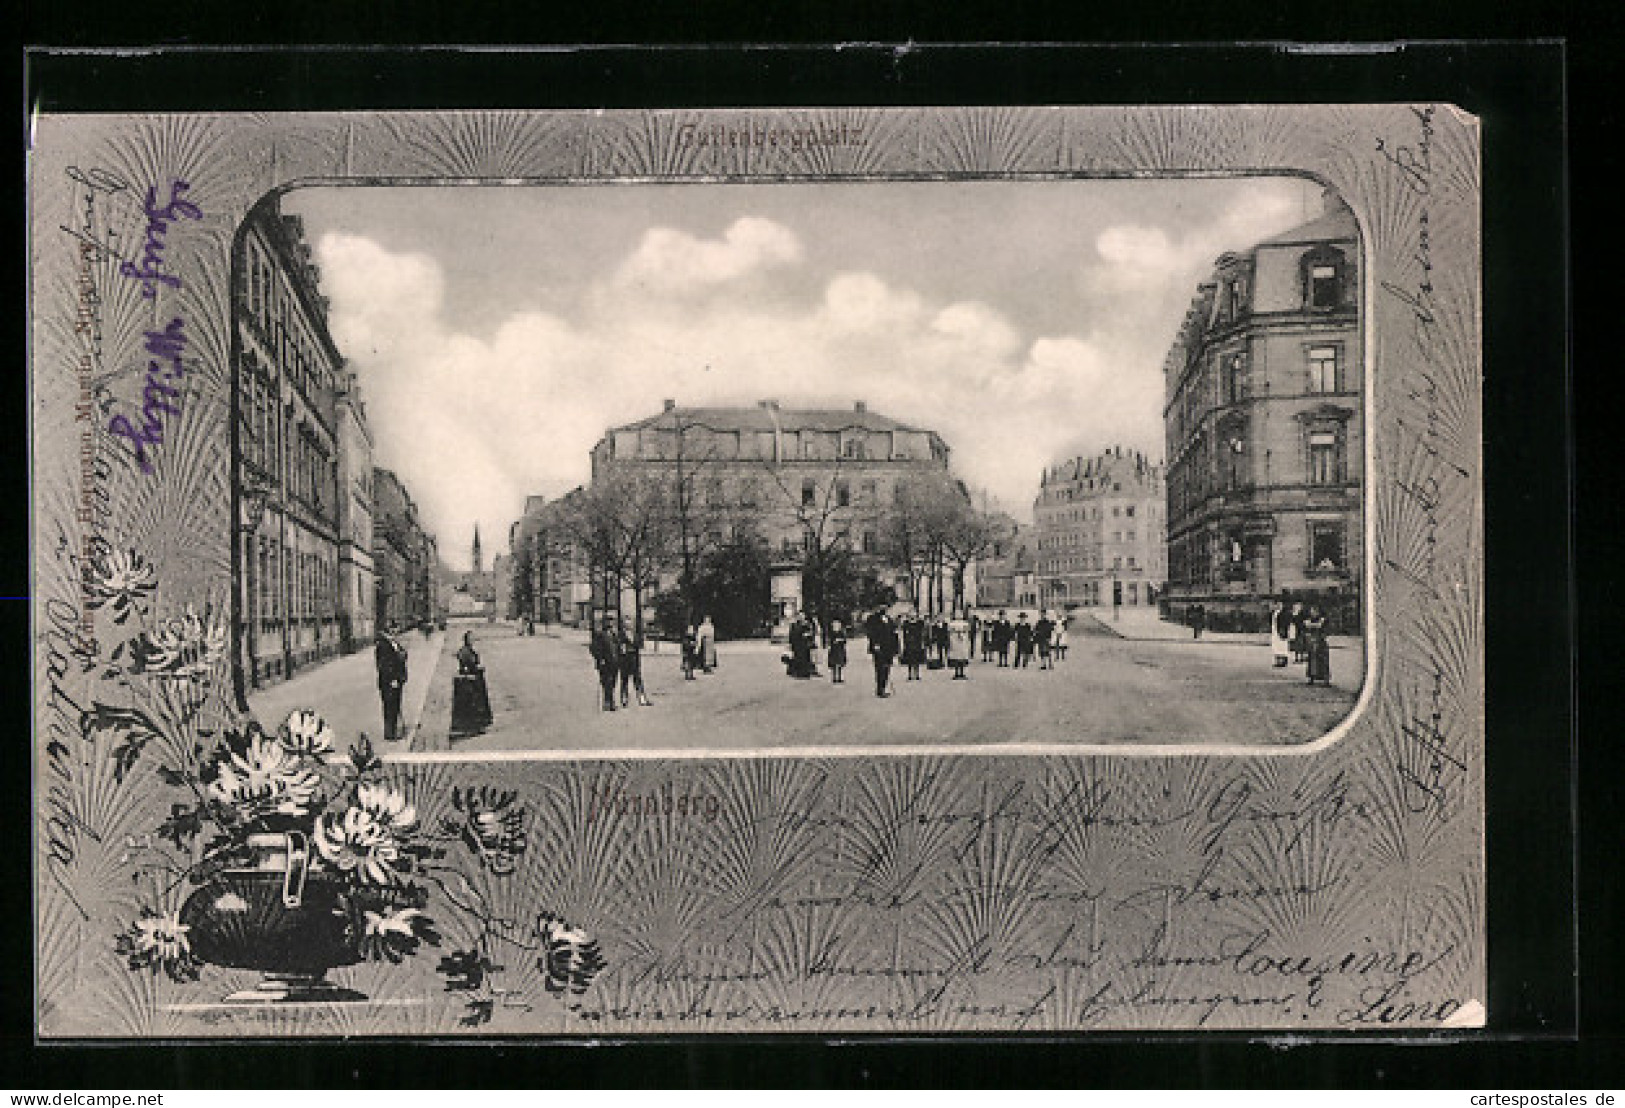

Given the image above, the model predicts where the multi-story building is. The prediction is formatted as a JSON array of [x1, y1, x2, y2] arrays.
[[586, 400, 969, 626], [333, 372, 375, 652], [372, 467, 440, 631], [506, 491, 595, 627], [234, 199, 350, 686], [1031, 446, 1166, 611], [1161, 189, 1364, 632]]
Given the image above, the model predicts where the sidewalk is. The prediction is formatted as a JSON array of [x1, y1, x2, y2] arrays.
[[246, 629, 447, 745], [1072, 606, 1359, 650]]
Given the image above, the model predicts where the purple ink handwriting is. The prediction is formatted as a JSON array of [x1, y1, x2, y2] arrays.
[[118, 180, 201, 299], [106, 318, 187, 474]]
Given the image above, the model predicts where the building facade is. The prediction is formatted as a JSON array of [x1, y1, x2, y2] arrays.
[[1031, 446, 1166, 611], [588, 400, 958, 625], [333, 372, 375, 652], [1161, 190, 1364, 632], [372, 467, 440, 631], [507, 491, 593, 628], [234, 200, 352, 686]]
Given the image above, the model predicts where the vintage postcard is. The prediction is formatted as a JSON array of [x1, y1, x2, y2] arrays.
[[30, 104, 1484, 1035]]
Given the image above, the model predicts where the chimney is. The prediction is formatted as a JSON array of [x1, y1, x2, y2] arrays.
[[663, 399, 676, 412], [854, 400, 867, 413]]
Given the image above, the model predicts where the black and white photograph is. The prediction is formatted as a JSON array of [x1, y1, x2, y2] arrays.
[[233, 176, 1366, 754], [31, 100, 1488, 1037]]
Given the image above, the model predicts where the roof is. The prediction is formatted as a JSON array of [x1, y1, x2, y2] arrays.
[[612, 404, 929, 437], [1042, 446, 1164, 488], [1255, 202, 1359, 249]]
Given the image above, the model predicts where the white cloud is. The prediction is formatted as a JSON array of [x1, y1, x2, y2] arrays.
[[612, 216, 803, 296]]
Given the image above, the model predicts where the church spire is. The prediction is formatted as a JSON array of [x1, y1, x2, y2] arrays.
[[472, 524, 483, 575]]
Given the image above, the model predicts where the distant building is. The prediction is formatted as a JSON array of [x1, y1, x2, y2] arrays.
[[372, 468, 439, 630], [1032, 446, 1166, 610], [506, 491, 594, 627], [443, 526, 497, 618], [333, 372, 375, 652], [971, 520, 1025, 609], [1161, 189, 1364, 632], [491, 552, 514, 622], [234, 198, 352, 686]]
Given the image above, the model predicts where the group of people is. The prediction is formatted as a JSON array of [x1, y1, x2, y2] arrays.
[[975, 609, 1067, 670], [588, 615, 660, 711], [782, 613, 840, 681], [680, 617, 719, 681], [858, 606, 1069, 697], [1270, 598, 1333, 685]]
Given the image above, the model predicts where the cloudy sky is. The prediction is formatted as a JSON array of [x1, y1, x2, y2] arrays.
[[286, 177, 1323, 571]]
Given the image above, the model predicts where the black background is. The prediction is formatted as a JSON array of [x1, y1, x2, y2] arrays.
[[10, 33, 1607, 1089]]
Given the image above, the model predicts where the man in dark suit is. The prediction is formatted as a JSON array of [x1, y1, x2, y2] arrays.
[[865, 607, 900, 698], [994, 609, 1013, 667], [374, 625, 409, 741], [589, 614, 622, 711], [1014, 612, 1035, 668]]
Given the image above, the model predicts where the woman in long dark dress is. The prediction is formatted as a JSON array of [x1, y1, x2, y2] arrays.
[[1302, 605, 1332, 686], [450, 630, 494, 737], [785, 617, 816, 679]]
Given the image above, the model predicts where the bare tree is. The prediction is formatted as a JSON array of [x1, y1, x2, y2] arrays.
[[756, 450, 873, 638], [663, 413, 746, 624], [906, 472, 1014, 614], [882, 475, 938, 612], [560, 467, 674, 640]]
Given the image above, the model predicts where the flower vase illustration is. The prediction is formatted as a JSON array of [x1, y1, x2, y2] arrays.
[[180, 831, 366, 1003], [114, 706, 441, 1006]]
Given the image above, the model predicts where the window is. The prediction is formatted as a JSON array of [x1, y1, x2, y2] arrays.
[[1226, 274, 1248, 320], [1308, 430, 1340, 485], [1301, 246, 1347, 309], [1309, 521, 1346, 572], [861, 479, 877, 505], [842, 434, 867, 460], [801, 479, 816, 507], [862, 530, 877, 554], [1308, 345, 1340, 393], [837, 480, 851, 508], [1225, 353, 1248, 403]]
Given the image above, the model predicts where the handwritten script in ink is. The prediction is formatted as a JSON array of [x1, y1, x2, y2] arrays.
[[104, 179, 199, 475], [562, 768, 1466, 1030], [118, 180, 201, 299], [106, 317, 188, 475]]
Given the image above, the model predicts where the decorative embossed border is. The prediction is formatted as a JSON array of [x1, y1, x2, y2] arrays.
[[31, 105, 1483, 1037]]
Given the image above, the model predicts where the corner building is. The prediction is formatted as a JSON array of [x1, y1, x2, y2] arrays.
[[1161, 190, 1364, 632]]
